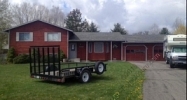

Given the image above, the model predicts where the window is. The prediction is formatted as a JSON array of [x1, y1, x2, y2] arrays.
[[45, 32, 61, 41], [88, 43, 92, 53], [16, 32, 33, 41], [71, 44, 75, 51], [94, 42, 104, 53], [173, 38, 186, 41]]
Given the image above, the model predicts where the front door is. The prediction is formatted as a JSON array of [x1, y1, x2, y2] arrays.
[[69, 43, 77, 59]]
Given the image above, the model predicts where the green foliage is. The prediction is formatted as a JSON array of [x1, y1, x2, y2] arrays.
[[65, 8, 99, 32], [60, 50, 66, 60], [89, 22, 100, 32], [159, 27, 169, 34], [0, 62, 144, 100], [65, 9, 83, 32], [13, 54, 29, 64], [7, 47, 16, 63], [111, 23, 128, 35]]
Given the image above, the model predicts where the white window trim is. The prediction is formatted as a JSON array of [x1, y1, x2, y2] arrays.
[[94, 42, 104, 53], [44, 32, 61, 42], [16, 32, 33, 41]]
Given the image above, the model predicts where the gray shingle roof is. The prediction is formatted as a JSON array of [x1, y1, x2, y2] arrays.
[[124, 35, 165, 43], [69, 32, 165, 43], [69, 32, 126, 41]]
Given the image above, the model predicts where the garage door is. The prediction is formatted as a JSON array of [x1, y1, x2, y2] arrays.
[[153, 45, 164, 61], [126, 46, 146, 61]]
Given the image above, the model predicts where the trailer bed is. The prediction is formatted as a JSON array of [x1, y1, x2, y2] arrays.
[[29, 45, 107, 83]]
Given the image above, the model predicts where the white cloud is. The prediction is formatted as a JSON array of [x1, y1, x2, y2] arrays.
[[9, 0, 186, 34]]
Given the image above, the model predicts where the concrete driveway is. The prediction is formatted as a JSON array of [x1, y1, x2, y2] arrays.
[[130, 61, 186, 100]]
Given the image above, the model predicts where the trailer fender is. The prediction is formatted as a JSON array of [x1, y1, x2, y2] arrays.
[[95, 61, 106, 75]]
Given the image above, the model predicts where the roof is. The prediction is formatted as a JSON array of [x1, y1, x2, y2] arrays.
[[69, 32, 165, 43], [123, 35, 165, 43], [4, 19, 73, 32], [69, 32, 126, 41]]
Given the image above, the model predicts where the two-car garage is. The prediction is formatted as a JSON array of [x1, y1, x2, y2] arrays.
[[124, 44, 164, 61]]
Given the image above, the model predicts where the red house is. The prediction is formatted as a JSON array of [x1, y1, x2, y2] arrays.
[[5, 20, 165, 61]]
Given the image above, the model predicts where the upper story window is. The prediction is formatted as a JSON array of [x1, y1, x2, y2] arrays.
[[16, 32, 33, 41], [44, 32, 61, 41]]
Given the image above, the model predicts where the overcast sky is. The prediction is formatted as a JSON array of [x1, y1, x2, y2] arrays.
[[9, 0, 186, 34]]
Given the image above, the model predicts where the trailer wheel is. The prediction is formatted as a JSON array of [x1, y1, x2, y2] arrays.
[[80, 70, 91, 83], [95, 61, 105, 75]]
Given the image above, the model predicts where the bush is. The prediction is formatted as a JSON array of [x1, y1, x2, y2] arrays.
[[7, 47, 16, 63], [13, 54, 30, 64], [60, 50, 66, 60]]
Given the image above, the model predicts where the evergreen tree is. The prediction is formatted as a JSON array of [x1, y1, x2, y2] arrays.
[[159, 27, 169, 34], [65, 9, 82, 32], [89, 22, 99, 32], [111, 23, 127, 35]]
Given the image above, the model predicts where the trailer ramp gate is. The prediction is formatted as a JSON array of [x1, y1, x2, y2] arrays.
[[29, 45, 65, 82]]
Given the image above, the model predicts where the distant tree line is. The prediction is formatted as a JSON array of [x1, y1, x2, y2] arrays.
[[0, 0, 186, 51]]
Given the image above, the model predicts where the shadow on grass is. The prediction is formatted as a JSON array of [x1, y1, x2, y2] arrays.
[[34, 75, 113, 86]]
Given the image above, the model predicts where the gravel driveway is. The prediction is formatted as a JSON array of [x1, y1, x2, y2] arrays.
[[130, 61, 186, 100]]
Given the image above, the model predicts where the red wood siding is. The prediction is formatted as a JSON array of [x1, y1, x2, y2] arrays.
[[126, 46, 145, 61], [123, 43, 164, 61], [9, 21, 68, 56], [77, 42, 86, 60], [87, 42, 111, 61], [112, 42, 121, 60], [153, 45, 164, 61]]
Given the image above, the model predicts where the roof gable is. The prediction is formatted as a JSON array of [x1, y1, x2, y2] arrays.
[[4, 19, 73, 32]]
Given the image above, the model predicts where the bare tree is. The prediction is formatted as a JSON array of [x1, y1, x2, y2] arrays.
[[0, 0, 11, 51], [149, 23, 160, 34], [11, 2, 65, 27], [173, 18, 184, 31]]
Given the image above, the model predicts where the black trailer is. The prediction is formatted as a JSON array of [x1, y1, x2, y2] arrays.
[[29, 45, 107, 83]]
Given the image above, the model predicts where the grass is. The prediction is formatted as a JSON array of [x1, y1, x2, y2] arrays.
[[0, 61, 144, 100]]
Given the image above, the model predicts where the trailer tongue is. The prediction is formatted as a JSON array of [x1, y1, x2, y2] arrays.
[[29, 45, 107, 83]]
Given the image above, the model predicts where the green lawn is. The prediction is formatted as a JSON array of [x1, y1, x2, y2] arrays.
[[0, 62, 144, 100]]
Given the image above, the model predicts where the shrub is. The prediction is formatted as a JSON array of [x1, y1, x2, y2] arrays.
[[60, 50, 66, 60], [13, 54, 30, 64], [7, 47, 16, 63]]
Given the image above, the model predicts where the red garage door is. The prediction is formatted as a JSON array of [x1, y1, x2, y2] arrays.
[[153, 45, 164, 61], [126, 46, 146, 61]]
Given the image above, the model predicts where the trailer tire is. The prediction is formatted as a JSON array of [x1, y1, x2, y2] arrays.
[[79, 70, 91, 83], [95, 61, 105, 75]]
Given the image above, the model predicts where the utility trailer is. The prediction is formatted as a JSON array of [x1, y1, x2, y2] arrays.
[[29, 45, 107, 83]]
